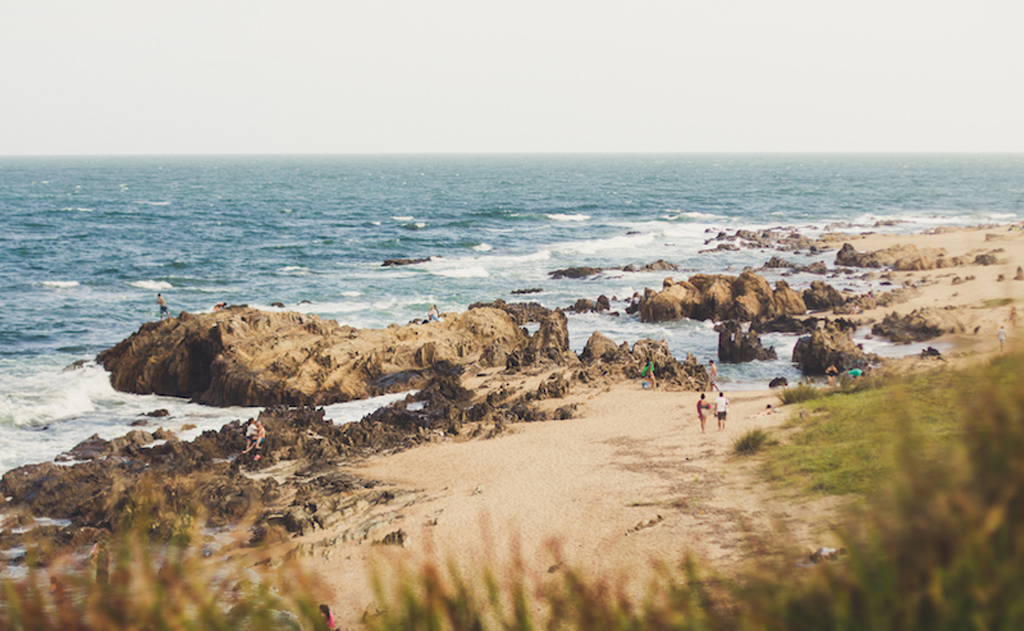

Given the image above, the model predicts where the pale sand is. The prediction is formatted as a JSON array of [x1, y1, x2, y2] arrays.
[[288, 224, 1024, 627]]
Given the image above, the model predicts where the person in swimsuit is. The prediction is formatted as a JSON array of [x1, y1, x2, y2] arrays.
[[708, 360, 720, 392], [157, 294, 169, 320], [696, 393, 711, 433]]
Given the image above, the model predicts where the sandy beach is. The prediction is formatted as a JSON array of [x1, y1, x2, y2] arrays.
[[276, 225, 1024, 627]]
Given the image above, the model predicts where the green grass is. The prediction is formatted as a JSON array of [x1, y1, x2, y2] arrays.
[[983, 297, 1014, 308], [733, 428, 777, 456], [777, 382, 823, 405], [765, 369, 961, 495]]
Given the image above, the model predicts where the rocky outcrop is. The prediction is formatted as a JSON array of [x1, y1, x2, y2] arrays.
[[576, 335, 710, 391], [835, 242, 966, 271], [97, 306, 531, 407], [467, 299, 553, 325], [802, 280, 847, 312], [715, 321, 777, 363], [637, 271, 807, 324], [870, 308, 968, 343], [792, 320, 878, 375]]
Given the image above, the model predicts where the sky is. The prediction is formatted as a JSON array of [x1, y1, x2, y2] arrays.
[[1, 0, 1022, 155]]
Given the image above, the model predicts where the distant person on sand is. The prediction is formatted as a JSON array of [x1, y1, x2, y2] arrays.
[[427, 305, 443, 322], [696, 393, 711, 433], [1010, 307, 1018, 329], [156, 293, 169, 320], [716, 392, 729, 431], [641, 359, 656, 389], [708, 360, 720, 392], [999, 325, 1008, 352]]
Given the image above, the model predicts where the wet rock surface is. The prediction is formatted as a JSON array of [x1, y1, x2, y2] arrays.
[[635, 271, 807, 324], [792, 319, 879, 375], [715, 321, 778, 363]]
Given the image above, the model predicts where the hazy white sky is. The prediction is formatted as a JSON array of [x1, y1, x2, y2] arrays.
[[2, 0, 1022, 155]]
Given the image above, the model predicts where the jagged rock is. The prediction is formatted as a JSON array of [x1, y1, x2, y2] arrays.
[[715, 321, 777, 363], [467, 299, 553, 325], [511, 288, 543, 295], [536, 372, 570, 399], [596, 295, 610, 311], [802, 280, 847, 312], [768, 377, 789, 388], [637, 271, 806, 323], [871, 308, 963, 343], [792, 320, 877, 375], [974, 253, 999, 266], [752, 315, 818, 334], [97, 307, 530, 407], [580, 331, 620, 363], [921, 347, 942, 359], [1016, 266, 1024, 281]]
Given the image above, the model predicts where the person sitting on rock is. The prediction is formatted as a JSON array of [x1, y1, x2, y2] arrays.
[[251, 420, 266, 460], [427, 305, 443, 322]]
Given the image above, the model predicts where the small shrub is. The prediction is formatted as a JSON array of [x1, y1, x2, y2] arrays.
[[778, 382, 823, 405], [734, 428, 776, 456]]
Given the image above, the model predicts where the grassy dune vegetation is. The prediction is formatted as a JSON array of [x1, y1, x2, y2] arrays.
[[3, 352, 1024, 629]]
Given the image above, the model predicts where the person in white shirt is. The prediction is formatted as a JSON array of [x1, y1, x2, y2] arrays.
[[715, 392, 729, 431]]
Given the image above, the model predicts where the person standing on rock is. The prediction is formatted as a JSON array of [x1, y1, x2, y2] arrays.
[[156, 293, 169, 320], [716, 392, 729, 431], [696, 393, 711, 433], [708, 360, 720, 392]]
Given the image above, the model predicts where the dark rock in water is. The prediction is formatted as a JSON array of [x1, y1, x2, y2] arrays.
[[921, 346, 942, 359], [596, 295, 610, 311], [144, 409, 170, 417], [636, 271, 806, 324], [769, 377, 789, 388], [763, 256, 796, 269], [571, 298, 596, 313], [270, 302, 285, 308], [511, 287, 543, 295], [382, 257, 432, 267], [715, 320, 777, 363], [130, 419, 148, 427], [549, 266, 603, 279], [62, 359, 90, 372]]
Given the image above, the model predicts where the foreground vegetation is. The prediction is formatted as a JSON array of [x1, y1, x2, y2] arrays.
[[3, 352, 1024, 629]]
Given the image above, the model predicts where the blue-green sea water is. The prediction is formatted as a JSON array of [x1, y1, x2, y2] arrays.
[[2, 154, 1022, 472]]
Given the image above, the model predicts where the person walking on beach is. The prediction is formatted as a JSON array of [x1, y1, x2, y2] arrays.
[[715, 392, 729, 431], [696, 393, 711, 433], [708, 360, 720, 392], [999, 325, 1008, 352], [156, 293, 169, 320]]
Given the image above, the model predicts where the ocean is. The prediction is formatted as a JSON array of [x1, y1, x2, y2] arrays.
[[2, 154, 1022, 473]]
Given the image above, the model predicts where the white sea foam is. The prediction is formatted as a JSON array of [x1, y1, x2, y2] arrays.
[[553, 232, 655, 255], [129, 280, 173, 290], [277, 266, 312, 276], [432, 266, 490, 278], [322, 390, 416, 426], [392, 215, 414, 221], [472, 243, 493, 252], [341, 291, 362, 297], [547, 213, 590, 222], [41, 281, 79, 289], [58, 207, 93, 212], [136, 201, 171, 206]]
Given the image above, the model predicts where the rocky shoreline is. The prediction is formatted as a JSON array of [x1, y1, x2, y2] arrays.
[[2, 226, 1018, 573]]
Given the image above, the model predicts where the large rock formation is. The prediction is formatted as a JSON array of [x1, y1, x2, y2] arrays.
[[715, 320, 778, 363], [792, 320, 877, 375], [835, 242, 964, 271], [97, 306, 535, 407], [637, 271, 807, 324], [870, 308, 969, 343], [576, 333, 711, 391], [802, 280, 847, 312]]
